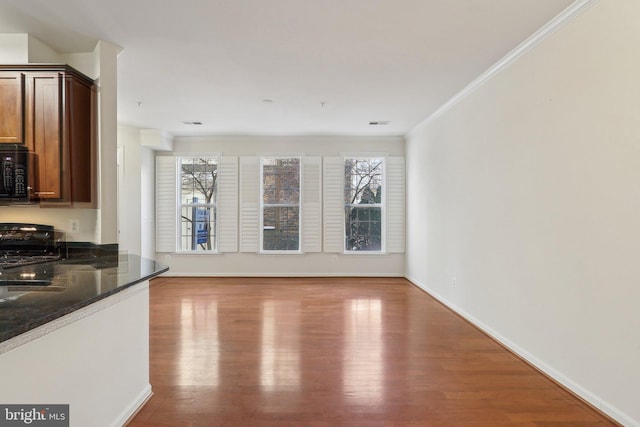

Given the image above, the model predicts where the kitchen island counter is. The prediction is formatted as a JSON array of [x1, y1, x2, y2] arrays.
[[0, 254, 167, 427], [0, 254, 168, 348]]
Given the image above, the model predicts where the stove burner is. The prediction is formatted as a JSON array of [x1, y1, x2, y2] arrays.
[[0, 255, 61, 268]]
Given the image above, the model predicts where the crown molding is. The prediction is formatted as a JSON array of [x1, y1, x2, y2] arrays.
[[408, 0, 600, 137]]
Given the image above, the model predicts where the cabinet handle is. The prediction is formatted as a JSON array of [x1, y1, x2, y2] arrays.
[[35, 192, 56, 195]]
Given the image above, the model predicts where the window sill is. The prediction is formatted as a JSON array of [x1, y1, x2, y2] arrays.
[[259, 250, 304, 255], [173, 251, 221, 255], [342, 251, 388, 256]]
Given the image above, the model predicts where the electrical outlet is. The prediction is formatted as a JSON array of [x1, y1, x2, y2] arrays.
[[452, 277, 457, 288], [69, 219, 80, 233]]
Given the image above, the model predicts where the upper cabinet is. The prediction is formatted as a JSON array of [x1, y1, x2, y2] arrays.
[[0, 65, 96, 204], [0, 72, 25, 144]]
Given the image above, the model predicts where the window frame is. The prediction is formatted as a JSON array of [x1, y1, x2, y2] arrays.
[[260, 156, 302, 253], [177, 155, 219, 253], [343, 156, 386, 254]]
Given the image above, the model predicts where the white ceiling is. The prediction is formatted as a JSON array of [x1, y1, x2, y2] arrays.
[[0, 0, 574, 137]]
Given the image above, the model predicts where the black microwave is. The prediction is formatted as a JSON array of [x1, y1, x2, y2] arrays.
[[0, 144, 32, 201]]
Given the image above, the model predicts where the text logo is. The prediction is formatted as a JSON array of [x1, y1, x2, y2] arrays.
[[0, 405, 68, 427]]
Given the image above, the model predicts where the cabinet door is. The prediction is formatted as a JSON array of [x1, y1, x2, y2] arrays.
[[65, 74, 94, 203], [26, 73, 63, 199], [0, 72, 25, 144]]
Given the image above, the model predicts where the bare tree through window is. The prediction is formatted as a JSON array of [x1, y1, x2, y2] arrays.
[[344, 158, 383, 251], [180, 157, 217, 251]]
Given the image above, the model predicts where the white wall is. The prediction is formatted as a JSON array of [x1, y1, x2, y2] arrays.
[[116, 126, 156, 257], [117, 125, 142, 255], [172, 135, 404, 157], [26, 34, 61, 63], [405, 1, 640, 425], [0, 34, 61, 63], [141, 146, 156, 259], [0, 34, 29, 62], [156, 135, 405, 276], [94, 40, 120, 245], [0, 207, 98, 242]]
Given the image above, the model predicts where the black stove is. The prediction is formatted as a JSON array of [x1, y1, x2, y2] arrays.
[[0, 223, 63, 269]]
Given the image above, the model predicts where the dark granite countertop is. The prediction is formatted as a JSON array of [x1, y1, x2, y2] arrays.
[[0, 254, 168, 344]]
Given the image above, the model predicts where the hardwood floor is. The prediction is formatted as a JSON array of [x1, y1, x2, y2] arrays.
[[128, 277, 617, 426]]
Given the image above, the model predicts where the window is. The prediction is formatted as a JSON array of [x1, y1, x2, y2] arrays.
[[179, 157, 218, 251], [261, 157, 300, 251], [344, 157, 384, 252]]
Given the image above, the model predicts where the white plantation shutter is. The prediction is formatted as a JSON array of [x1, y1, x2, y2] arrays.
[[323, 157, 344, 252], [302, 157, 322, 252], [240, 156, 260, 252], [385, 156, 405, 253], [217, 156, 238, 252], [155, 156, 177, 252]]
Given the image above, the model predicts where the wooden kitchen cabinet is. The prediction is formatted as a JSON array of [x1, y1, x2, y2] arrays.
[[0, 72, 25, 144], [27, 72, 63, 199], [0, 65, 96, 203]]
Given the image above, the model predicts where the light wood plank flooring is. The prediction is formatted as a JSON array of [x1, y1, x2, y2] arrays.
[[128, 277, 617, 426]]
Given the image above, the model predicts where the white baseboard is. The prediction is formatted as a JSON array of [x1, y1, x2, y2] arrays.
[[405, 275, 637, 427], [161, 272, 404, 278], [112, 384, 152, 427]]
